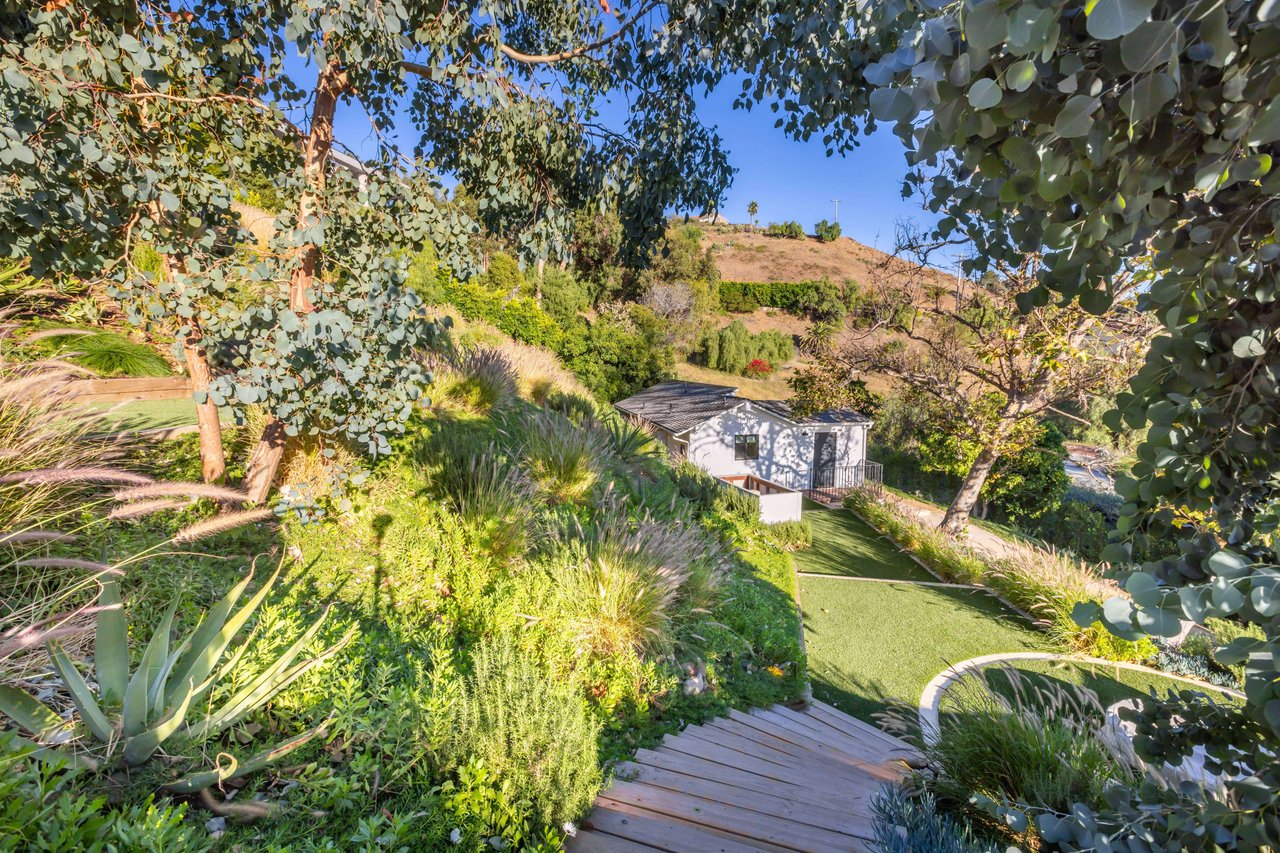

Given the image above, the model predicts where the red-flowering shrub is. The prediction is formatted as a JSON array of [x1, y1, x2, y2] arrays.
[[745, 358, 773, 378]]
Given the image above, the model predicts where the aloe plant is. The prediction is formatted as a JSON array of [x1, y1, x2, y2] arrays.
[[0, 563, 351, 794]]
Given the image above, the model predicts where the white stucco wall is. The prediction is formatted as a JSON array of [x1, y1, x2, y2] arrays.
[[682, 402, 867, 489], [759, 490, 803, 523]]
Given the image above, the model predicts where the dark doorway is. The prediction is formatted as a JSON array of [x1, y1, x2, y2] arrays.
[[812, 432, 837, 489]]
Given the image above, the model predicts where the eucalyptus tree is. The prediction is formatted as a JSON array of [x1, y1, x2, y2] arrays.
[[755, 0, 1280, 847], [1, 1, 776, 501]]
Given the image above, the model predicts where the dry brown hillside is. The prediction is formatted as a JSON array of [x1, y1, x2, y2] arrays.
[[701, 223, 955, 293]]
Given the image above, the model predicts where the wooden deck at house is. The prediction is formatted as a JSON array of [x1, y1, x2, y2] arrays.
[[568, 700, 920, 852]]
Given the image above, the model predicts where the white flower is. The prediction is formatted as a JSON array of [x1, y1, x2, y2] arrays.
[[449, 828, 462, 845], [562, 822, 578, 838]]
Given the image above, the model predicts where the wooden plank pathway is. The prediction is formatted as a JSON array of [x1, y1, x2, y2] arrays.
[[568, 700, 921, 852]]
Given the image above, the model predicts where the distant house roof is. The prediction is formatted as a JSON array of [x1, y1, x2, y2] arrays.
[[614, 380, 745, 433], [615, 380, 871, 435]]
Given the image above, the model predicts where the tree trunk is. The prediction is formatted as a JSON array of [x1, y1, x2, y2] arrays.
[[940, 443, 1001, 537], [155, 250, 225, 483], [288, 56, 342, 313], [181, 331, 225, 484], [242, 417, 288, 505], [244, 58, 341, 503]]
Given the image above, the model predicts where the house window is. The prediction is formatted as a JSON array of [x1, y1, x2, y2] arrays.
[[734, 434, 760, 461]]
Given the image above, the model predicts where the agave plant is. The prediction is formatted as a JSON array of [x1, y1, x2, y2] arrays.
[[0, 564, 351, 793]]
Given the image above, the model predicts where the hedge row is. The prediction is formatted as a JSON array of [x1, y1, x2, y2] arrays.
[[718, 280, 833, 313]]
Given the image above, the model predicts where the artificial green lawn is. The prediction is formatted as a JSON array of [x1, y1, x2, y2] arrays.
[[794, 508, 937, 582], [88, 398, 228, 432], [979, 659, 1242, 710], [801, 576, 1049, 721]]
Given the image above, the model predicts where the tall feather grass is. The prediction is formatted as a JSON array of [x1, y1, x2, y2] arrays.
[[882, 666, 1139, 844], [518, 409, 609, 504], [845, 488, 1155, 661], [434, 347, 518, 414], [556, 503, 727, 656]]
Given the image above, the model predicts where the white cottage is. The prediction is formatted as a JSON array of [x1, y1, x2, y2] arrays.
[[616, 380, 879, 520]]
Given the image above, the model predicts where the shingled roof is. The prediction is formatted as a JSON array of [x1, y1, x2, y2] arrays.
[[615, 380, 871, 434], [614, 380, 745, 433]]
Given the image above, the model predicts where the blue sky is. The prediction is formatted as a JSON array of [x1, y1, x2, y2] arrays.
[[318, 64, 930, 258]]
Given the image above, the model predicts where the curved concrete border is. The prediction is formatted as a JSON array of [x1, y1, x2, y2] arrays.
[[917, 652, 1245, 745]]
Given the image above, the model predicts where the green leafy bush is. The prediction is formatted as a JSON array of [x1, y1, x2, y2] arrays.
[[558, 307, 674, 401], [433, 636, 602, 841], [719, 279, 849, 315], [690, 320, 793, 375], [764, 221, 804, 239], [814, 218, 841, 242], [764, 519, 811, 550], [539, 266, 590, 323], [0, 734, 208, 852]]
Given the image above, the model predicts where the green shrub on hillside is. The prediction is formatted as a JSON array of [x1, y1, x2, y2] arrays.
[[559, 307, 674, 401], [764, 221, 805, 239], [814, 219, 842, 242], [691, 320, 793, 375], [539, 266, 590, 323], [433, 636, 602, 844], [719, 279, 851, 320]]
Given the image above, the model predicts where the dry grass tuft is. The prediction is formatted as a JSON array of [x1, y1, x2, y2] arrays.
[[173, 508, 276, 543]]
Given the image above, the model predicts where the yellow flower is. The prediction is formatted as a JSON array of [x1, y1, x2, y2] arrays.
[[766, 665, 784, 677]]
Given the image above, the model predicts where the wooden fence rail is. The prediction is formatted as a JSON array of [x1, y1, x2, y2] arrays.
[[68, 376, 193, 405]]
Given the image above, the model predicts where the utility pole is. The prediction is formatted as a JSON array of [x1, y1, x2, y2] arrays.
[[830, 199, 841, 223]]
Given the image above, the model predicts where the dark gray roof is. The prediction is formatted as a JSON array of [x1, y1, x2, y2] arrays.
[[752, 398, 873, 426], [615, 380, 744, 433], [616, 380, 871, 433]]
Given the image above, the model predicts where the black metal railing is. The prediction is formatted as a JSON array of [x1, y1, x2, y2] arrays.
[[775, 461, 883, 502]]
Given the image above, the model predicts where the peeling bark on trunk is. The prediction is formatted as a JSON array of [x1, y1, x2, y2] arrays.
[[242, 417, 288, 505], [288, 56, 342, 313], [182, 332, 226, 484], [156, 251, 225, 484], [941, 443, 1000, 537], [244, 58, 341, 503]]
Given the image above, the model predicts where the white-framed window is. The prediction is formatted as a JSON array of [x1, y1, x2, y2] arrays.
[[734, 434, 760, 461]]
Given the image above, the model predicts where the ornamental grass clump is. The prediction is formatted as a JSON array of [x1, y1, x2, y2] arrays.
[[557, 507, 727, 657], [413, 425, 536, 561], [883, 666, 1139, 843], [987, 544, 1155, 662], [436, 346, 518, 414], [518, 409, 608, 504], [434, 636, 602, 838]]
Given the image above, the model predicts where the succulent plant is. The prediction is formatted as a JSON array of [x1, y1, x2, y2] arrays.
[[0, 565, 351, 794]]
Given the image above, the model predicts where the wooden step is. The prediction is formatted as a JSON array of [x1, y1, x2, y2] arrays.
[[604, 781, 870, 852], [584, 801, 776, 853], [614, 761, 878, 830]]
